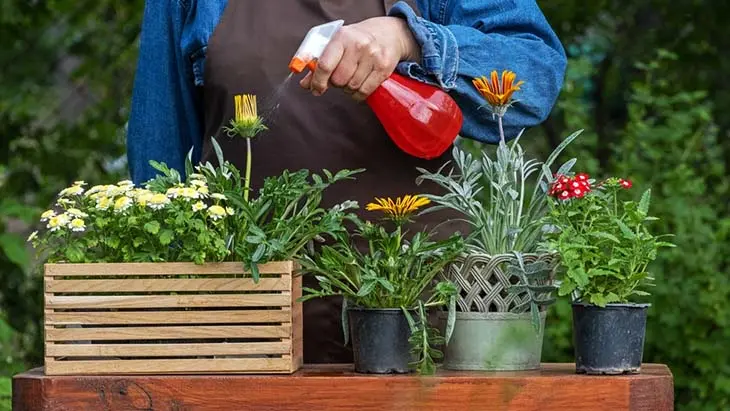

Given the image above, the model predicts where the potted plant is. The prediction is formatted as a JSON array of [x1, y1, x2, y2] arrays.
[[417, 70, 581, 370], [298, 195, 464, 375], [30, 94, 360, 375], [542, 174, 674, 374]]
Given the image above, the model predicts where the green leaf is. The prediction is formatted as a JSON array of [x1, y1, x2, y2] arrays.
[[615, 219, 636, 239], [64, 244, 85, 263], [558, 279, 576, 296], [638, 189, 651, 216], [159, 229, 174, 246], [251, 244, 266, 262], [341, 297, 349, 346], [588, 231, 621, 244], [445, 295, 456, 343], [0, 233, 29, 269], [589, 293, 608, 307], [133, 237, 145, 247], [356, 281, 376, 297], [144, 221, 160, 235]]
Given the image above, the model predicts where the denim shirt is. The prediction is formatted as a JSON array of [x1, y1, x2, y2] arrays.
[[127, 0, 567, 184]]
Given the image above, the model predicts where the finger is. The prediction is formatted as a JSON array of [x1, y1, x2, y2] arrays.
[[311, 38, 345, 96], [352, 53, 395, 101], [329, 40, 361, 88], [299, 71, 313, 90], [346, 59, 374, 93]]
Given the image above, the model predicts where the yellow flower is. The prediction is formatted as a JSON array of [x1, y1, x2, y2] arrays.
[[192, 201, 206, 212], [226, 207, 235, 216], [117, 180, 134, 186], [47, 213, 70, 232], [224, 94, 267, 138], [114, 196, 133, 213], [472, 70, 524, 108], [147, 194, 170, 210], [67, 208, 88, 218], [365, 195, 431, 221], [135, 190, 154, 206], [96, 196, 112, 210], [190, 179, 206, 188], [59, 184, 85, 197], [40, 210, 56, 222], [207, 205, 227, 221], [211, 193, 227, 201], [180, 187, 199, 200], [56, 198, 75, 207], [69, 218, 86, 232], [196, 186, 209, 197]]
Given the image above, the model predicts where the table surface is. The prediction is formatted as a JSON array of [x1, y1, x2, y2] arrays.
[[14, 363, 674, 411]]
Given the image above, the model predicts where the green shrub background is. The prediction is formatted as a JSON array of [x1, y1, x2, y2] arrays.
[[1, 1, 728, 409]]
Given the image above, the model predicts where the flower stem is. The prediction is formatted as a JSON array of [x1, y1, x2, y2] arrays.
[[244, 138, 252, 202], [498, 114, 505, 143]]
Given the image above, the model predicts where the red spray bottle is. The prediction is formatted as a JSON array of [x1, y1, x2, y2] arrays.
[[288, 20, 463, 160]]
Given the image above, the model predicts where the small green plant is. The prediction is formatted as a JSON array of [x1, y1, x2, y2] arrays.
[[298, 195, 464, 374], [542, 174, 675, 306]]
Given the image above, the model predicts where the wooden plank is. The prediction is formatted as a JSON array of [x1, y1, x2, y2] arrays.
[[46, 341, 291, 357], [46, 277, 290, 293], [290, 274, 303, 372], [13, 364, 675, 410], [46, 294, 290, 309], [45, 261, 294, 276], [46, 325, 291, 341], [45, 358, 292, 375], [45, 309, 291, 325]]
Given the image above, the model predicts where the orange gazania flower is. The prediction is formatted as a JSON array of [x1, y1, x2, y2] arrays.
[[365, 195, 430, 221], [472, 70, 524, 108]]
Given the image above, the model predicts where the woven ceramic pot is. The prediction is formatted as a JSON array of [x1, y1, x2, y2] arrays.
[[441, 253, 557, 371]]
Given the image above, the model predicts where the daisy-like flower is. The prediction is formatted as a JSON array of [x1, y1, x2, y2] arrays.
[[67, 208, 89, 218], [69, 218, 86, 232], [208, 205, 227, 221], [59, 184, 85, 197], [27, 231, 38, 242], [211, 193, 227, 201], [224, 94, 267, 139], [190, 179, 207, 188], [166, 187, 183, 199], [226, 207, 235, 216], [196, 185, 209, 197], [148, 193, 170, 210], [365, 195, 431, 224], [96, 196, 113, 210], [118, 180, 134, 186], [47, 213, 70, 232], [192, 201, 206, 212], [472, 70, 524, 113], [180, 187, 199, 200], [40, 210, 56, 222], [114, 196, 133, 213]]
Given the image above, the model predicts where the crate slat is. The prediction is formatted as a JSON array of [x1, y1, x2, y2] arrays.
[[45, 310, 291, 325], [45, 262, 294, 277], [46, 278, 289, 293], [45, 358, 293, 375], [47, 294, 290, 309], [46, 341, 291, 357], [46, 325, 291, 341]]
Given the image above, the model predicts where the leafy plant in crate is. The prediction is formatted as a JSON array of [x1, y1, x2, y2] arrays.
[[299, 195, 464, 375], [417, 70, 581, 371], [542, 174, 675, 374]]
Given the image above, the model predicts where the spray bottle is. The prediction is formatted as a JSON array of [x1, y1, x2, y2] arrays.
[[288, 20, 463, 160]]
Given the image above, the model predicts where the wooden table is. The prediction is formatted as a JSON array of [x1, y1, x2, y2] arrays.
[[13, 363, 673, 410]]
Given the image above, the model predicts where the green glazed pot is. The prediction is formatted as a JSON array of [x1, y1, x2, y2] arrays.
[[439, 311, 546, 371]]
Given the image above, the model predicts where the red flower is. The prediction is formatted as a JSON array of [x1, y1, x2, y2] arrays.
[[558, 190, 571, 200], [619, 178, 633, 189], [573, 188, 586, 198], [576, 173, 590, 182]]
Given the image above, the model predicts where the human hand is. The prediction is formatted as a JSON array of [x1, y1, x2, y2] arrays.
[[299, 16, 420, 101]]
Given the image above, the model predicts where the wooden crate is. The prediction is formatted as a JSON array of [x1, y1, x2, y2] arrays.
[[44, 262, 302, 375]]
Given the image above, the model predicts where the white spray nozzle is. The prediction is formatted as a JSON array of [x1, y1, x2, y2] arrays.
[[288, 20, 344, 73]]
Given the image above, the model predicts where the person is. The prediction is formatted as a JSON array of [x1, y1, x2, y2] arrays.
[[126, 0, 567, 364]]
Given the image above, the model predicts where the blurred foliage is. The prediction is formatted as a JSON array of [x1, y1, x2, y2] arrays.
[[0, 0, 728, 409]]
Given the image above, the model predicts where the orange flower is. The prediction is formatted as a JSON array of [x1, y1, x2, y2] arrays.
[[366, 195, 430, 222], [472, 70, 524, 108]]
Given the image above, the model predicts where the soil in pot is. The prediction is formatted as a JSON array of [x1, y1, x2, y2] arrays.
[[572, 303, 649, 375], [348, 308, 413, 374]]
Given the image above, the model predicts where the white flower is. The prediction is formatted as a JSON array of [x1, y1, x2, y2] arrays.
[[67, 208, 89, 218], [73, 181, 87, 187], [147, 194, 170, 210], [166, 187, 182, 199], [69, 218, 86, 232], [27, 231, 38, 242], [207, 205, 227, 221], [56, 198, 75, 207], [59, 185, 85, 197], [180, 187, 199, 200], [190, 179, 207, 187], [211, 193, 227, 201], [196, 186, 209, 197], [192, 201, 206, 212], [40, 210, 56, 222], [47, 213, 70, 232], [226, 207, 235, 216], [135, 191, 154, 207], [114, 196, 133, 213], [96, 196, 112, 210], [118, 180, 134, 186]]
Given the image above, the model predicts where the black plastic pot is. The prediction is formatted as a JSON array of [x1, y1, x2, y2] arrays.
[[348, 308, 413, 374], [572, 303, 649, 375]]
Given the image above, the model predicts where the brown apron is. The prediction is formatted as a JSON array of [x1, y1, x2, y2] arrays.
[[202, 0, 464, 363]]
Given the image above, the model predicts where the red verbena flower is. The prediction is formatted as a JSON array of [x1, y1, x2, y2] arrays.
[[576, 173, 589, 182], [619, 178, 633, 189], [558, 190, 571, 200]]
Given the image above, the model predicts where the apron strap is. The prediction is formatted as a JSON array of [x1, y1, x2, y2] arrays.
[[384, 0, 422, 17]]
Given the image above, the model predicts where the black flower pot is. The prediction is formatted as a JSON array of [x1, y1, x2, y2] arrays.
[[572, 302, 649, 375], [348, 308, 413, 374]]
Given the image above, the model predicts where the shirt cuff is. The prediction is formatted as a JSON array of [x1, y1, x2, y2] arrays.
[[388, 1, 459, 90]]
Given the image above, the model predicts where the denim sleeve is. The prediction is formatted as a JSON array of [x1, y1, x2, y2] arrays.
[[389, 0, 567, 143], [126, 0, 203, 185]]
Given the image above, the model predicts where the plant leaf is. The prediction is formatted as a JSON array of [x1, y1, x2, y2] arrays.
[[0, 233, 28, 269]]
